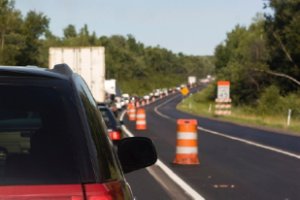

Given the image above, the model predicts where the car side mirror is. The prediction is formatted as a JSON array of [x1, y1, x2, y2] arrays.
[[117, 137, 157, 174]]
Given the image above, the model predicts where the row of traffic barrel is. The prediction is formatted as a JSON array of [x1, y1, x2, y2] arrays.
[[126, 102, 200, 165], [127, 103, 147, 130]]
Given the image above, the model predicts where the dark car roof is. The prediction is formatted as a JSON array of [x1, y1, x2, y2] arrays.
[[0, 65, 70, 80]]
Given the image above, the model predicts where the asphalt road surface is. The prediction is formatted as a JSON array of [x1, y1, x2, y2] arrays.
[[124, 87, 300, 200]]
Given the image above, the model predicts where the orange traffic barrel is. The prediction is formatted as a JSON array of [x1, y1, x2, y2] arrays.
[[128, 103, 136, 121], [126, 102, 132, 115], [173, 119, 199, 165], [136, 108, 147, 130]]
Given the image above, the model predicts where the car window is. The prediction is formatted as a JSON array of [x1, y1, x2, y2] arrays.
[[0, 81, 81, 185], [99, 107, 118, 128], [74, 76, 123, 181]]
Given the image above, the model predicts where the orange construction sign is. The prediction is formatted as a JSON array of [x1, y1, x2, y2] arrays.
[[181, 87, 189, 96]]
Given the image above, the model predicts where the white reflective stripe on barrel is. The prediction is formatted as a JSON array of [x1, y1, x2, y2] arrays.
[[176, 147, 198, 154], [177, 132, 197, 140], [136, 121, 146, 125], [136, 114, 145, 118]]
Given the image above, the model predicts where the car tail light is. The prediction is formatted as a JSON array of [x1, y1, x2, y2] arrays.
[[84, 182, 125, 200], [0, 184, 84, 199], [108, 130, 121, 140], [0, 182, 126, 199]]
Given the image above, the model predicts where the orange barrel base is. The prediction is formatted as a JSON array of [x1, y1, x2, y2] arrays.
[[173, 119, 200, 165], [173, 154, 199, 165]]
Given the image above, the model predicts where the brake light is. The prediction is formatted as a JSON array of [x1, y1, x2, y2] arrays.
[[0, 183, 127, 199], [84, 182, 125, 200], [0, 184, 84, 199], [108, 130, 121, 140]]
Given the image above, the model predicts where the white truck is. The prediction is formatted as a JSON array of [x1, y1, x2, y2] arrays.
[[105, 79, 123, 109], [49, 47, 106, 103], [104, 79, 117, 96], [188, 76, 197, 87]]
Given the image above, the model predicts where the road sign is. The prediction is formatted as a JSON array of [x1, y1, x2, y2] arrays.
[[215, 81, 231, 116], [181, 87, 189, 96], [217, 81, 230, 100]]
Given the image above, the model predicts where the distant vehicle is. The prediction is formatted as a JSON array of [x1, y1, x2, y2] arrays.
[[180, 84, 187, 89], [105, 79, 117, 95], [105, 79, 123, 109], [161, 88, 168, 96], [200, 78, 210, 84], [153, 89, 161, 97], [188, 76, 197, 87], [143, 95, 150, 100], [0, 64, 157, 199], [122, 93, 130, 105], [98, 104, 123, 142]]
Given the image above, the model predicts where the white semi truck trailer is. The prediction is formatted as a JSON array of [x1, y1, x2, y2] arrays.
[[49, 47, 106, 103]]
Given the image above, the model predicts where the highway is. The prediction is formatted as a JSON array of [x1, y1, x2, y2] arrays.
[[124, 87, 300, 200]]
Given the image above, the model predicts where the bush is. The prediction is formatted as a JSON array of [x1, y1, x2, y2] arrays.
[[257, 85, 300, 118], [193, 84, 216, 103], [281, 93, 300, 120], [257, 85, 281, 115]]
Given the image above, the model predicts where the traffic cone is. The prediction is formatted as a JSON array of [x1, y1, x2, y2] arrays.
[[128, 103, 136, 121], [136, 108, 147, 130], [173, 119, 199, 165]]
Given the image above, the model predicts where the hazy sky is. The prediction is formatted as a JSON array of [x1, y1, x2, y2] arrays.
[[15, 0, 266, 56]]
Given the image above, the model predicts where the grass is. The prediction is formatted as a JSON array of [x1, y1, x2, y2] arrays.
[[177, 93, 300, 136]]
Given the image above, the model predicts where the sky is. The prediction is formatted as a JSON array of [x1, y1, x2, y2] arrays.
[[14, 0, 266, 56]]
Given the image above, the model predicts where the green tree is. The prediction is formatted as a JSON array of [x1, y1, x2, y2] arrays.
[[63, 24, 77, 38], [214, 18, 269, 105], [0, 0, 23, 65], [16, 10, 49, 66], [264, 0, 300, 91]]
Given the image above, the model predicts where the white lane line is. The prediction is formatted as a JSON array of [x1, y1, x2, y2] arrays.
[[120, 111, 205, 200], [155, 160, 204, 200], [198, 126, 300, 160], [153, 96, 300, 160], [154, 94, 180, 120]]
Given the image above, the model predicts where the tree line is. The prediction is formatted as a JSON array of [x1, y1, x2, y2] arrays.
[[213, 0, 300, 115], [0, 0, 214, 95]]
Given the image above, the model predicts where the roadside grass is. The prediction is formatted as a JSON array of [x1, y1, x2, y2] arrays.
[[177, 91, 300, 136]]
